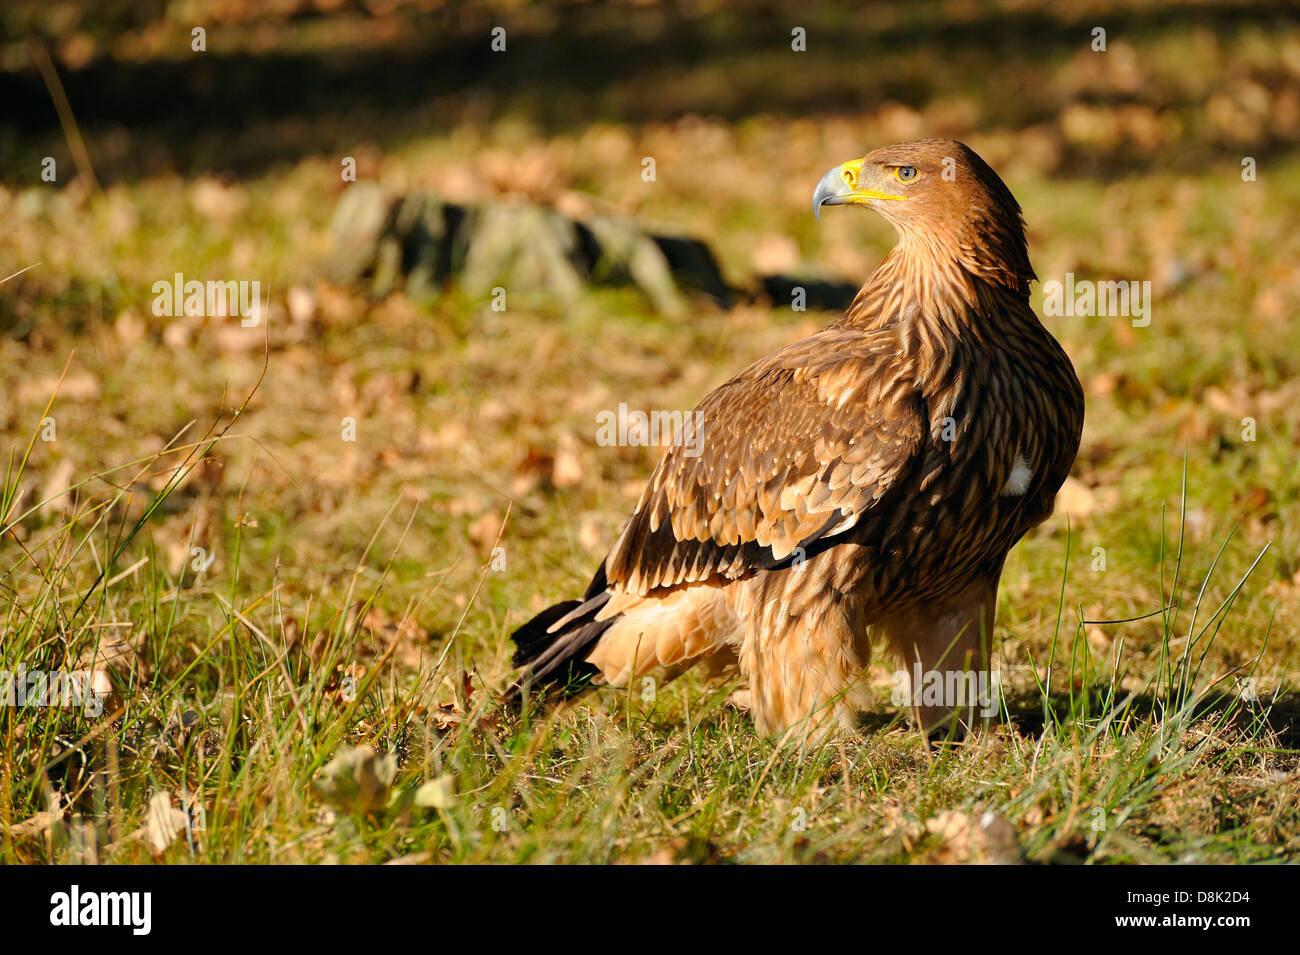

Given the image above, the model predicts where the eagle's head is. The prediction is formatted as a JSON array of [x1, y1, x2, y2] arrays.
[[813, 138, 1034, 294]]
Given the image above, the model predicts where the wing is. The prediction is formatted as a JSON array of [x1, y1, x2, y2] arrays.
[[604, 325, 928, 597]]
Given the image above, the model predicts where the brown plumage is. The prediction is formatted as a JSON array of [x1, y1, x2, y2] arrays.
[[509, 139, 1084, 739]]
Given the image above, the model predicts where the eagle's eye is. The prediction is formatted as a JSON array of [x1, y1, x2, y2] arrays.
[[894, 165, 918, 183]]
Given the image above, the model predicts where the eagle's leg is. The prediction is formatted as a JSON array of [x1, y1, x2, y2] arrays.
[[876, 573, 1001, 739], [740, 557, 874, 739]]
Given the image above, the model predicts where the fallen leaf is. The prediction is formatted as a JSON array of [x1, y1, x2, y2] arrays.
[[287, 285, 316, 324], [468, 510, 505, 550], [190, 177, 248, 223], [384, 851, 433, 865], [4, 807, 64, 839], [76, 629, 145, 702], [413, 775, 457, 810], [925, 806, 1023, 864], [145, 791, 190, 854], [312, 745, 397, 816], [551, 434, 585, 488], [1054, 476, 1096, 517], [578, 518, 603, 553], [1233, 485, 1270, 513], [752, 233, 800, 274], [38, 458, 76, 518], [431, 702, 461, 732]]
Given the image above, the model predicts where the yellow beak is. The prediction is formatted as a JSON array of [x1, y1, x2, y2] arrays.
[[813, 159, 907, 220]]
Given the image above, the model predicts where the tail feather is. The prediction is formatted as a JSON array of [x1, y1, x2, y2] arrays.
[[507, 566, 615, 702], [508, 565, 744, 707]]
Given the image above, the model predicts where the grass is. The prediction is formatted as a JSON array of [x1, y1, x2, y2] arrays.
[[0, 450, 1292, 863], [2, 0, 1299, 863]]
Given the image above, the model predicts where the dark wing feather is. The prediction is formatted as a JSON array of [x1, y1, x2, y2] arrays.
[[604, 325, 927, 596]]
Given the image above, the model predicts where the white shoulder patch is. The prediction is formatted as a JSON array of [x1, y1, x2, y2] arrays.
[[1000, 452, 1033, 496]]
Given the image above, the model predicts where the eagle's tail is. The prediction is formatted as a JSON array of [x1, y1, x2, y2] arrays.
[[505, 565, 614, 703]]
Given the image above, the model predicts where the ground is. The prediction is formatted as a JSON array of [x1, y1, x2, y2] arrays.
[[1, 0, 1299, 863]]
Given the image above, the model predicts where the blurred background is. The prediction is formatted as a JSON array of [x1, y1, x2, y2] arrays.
[[2, 0, 1299, 751]]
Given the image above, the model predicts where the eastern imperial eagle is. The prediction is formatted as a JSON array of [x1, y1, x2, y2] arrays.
[[508, 139, 1084, 739]]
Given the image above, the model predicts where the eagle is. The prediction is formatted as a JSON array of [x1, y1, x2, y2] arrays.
[[508, 139, 1084, 739]]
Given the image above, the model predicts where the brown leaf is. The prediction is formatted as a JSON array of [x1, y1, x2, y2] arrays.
[[287, 285, 317, 324], [145, 791, 190, 855], [1233, 485, 1270, 513], [413, 775, 457, 810], [76, 629, 145, 702], [1055, 476, 1097, 517], [551, 434, 585, 488], [38, 458, 76, 518], [751, 233, 800, 274], [468, 510, 505, 550], [190, 177, 247, 224], [312, 745, 397, 816], [4, 807, 64, 839], [358, 606, 429, 668], [925, 806, 1023, 864], [578, 518, 603, 553]]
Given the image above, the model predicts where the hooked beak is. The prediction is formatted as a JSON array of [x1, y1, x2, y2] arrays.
[[812, 159, 906, 220]]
